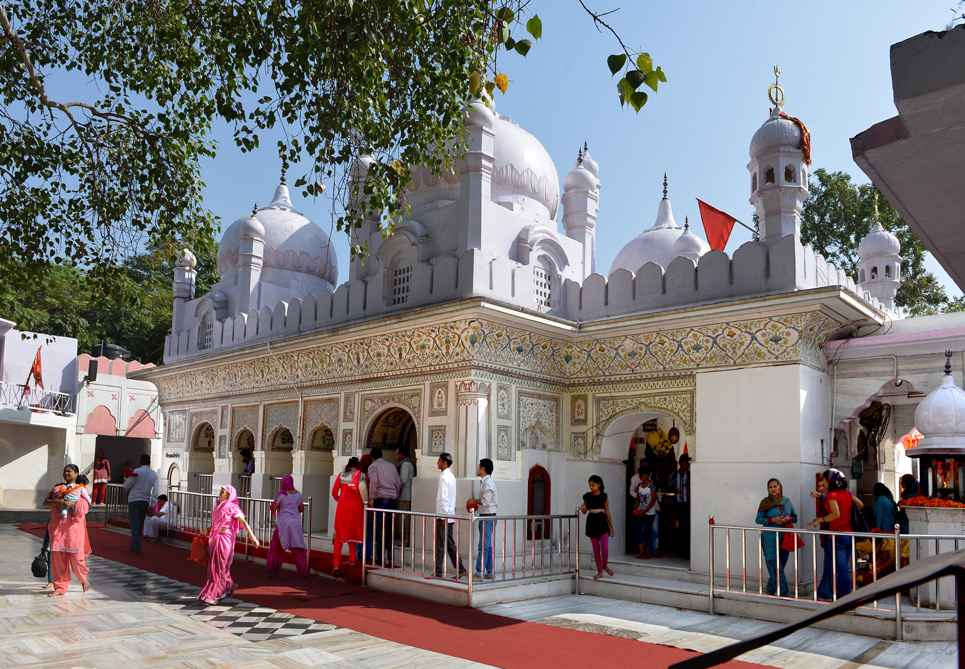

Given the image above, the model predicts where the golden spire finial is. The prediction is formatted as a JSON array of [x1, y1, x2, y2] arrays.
[[768, 65, 785, 110], [871, 191, 883, 231]]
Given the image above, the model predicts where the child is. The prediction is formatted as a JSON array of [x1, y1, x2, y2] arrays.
[[59, 475, 92, 518], [636, 469, 660, 559], [580, 475, 614, 580]]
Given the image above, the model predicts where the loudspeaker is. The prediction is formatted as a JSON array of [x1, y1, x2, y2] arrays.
[[87, 359, 98, 384]]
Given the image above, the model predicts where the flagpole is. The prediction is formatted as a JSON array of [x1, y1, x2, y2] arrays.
[[732, 217, 758, 237], [19, 347, 39, 404]]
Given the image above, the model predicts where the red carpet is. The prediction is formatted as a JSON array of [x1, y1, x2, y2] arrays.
[[20, 524, 771, 669]]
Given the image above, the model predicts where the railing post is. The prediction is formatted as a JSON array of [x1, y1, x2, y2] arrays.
[[575, 505, 582, 595], [468, 510, 475, 606], [361, 503, 368, 587], [306, 496, 313, 575], [894, 523, 903, 641], [708, 516, 716, 614]]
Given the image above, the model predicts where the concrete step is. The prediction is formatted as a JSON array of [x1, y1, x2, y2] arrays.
[[0, 508, 52, 523]]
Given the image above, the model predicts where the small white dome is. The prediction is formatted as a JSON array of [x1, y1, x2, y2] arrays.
[[611, 186, 685, 273], [858, 222, 901, 258], [750, 111, 802, 158], [176, 248, 197, 269], [914, 355, 965, 455], [672, 221, 710, 262], [564, 149, 598, 192], [219, 182, 338, 288], [581, 145, 599, 178]]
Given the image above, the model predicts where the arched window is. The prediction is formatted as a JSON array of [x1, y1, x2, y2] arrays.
[[885, 265, 892, 278], [527, 465, 551, 539], [784, 165, 795, 183], [309, 426, 335, 451], [197, 312, 213, 350], [871, 266, 878, 280], [533, 256, 556, 312], [751, 172, 758, 192], [765, 167, 775, 184]]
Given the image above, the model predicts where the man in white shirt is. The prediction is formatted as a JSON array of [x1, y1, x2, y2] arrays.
[[434, 452, 465, 577], [123, 453, 158, 554], [469, 458, 497, 578]]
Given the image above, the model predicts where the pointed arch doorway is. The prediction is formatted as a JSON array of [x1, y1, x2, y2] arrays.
[[365, 407, 418, 461]]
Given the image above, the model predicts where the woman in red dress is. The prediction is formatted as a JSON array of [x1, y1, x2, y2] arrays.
[[331, 457, 367, 575]]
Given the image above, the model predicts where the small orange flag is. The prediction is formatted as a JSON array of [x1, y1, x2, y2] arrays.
[[30, 347, 43, 390], [682, 442, 689, 456], [697, 198, 739, 251]]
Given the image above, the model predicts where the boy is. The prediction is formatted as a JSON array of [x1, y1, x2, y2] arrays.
[[636, 469, 659, 559]]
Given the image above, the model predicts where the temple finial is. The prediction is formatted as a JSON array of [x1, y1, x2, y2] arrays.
[[768, 65, 785, 110], [577, 145, 584, 164], [945, 350, 953, 376], [684, 215, 689, 232], [251, 202, 258, 216], [583, 140, 589, 153], [662, 173, 669, 200]]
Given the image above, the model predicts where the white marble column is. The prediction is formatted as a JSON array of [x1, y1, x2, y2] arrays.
[[250, 450, 273, 498], [455, 380, 490, 478]]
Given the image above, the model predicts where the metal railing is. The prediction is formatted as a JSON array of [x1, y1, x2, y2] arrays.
[[191, 473, 213, 495], [166, 490, 313, 557], [708, 519, 965, 640], [361, 507, 580, 601], [238, 475, 252, 498], [103, 483, 313, 570], [0, 380, 74, 414]]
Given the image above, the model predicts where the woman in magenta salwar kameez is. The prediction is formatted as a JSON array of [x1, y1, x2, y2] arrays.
[[199, 485, 259, 605]]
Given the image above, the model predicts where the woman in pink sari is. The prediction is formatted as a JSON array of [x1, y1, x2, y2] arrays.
[[199, 485, 259, 605], [47, 466, 93, 596], [267, 474, 308, 576]]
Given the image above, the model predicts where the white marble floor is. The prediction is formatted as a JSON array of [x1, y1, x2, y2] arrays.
[[0, 525, 492, 668], [483, 595, 957, 669]]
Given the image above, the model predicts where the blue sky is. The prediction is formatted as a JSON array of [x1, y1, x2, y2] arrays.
[[198, 0, 960, 296]]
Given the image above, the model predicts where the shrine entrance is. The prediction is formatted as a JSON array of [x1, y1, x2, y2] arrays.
[[600, 409, 692, 563], [366, 407, 418, 463]]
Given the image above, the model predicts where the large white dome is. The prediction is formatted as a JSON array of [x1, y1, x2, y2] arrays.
[[611, 196, 685, 273], [218, 183, 338, 288], [491, 114, 560, 219]]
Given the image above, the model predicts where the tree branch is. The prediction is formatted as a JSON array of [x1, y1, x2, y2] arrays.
[[577, 0, 634, 60]]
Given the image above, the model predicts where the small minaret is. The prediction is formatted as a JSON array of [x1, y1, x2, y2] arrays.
[[237, 202, 266, 315], [857, 194, 901, 310], [172, 248, 197, 332], [748, 66, 809, 242], [563, 142, 600, 278]]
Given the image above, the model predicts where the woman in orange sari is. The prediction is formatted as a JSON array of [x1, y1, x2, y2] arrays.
[[47, 466, 93, 596], [331, 457, 367, 575]]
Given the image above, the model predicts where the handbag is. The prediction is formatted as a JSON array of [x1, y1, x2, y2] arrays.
[[189, 534, 209, 565], [31, 549, 48, 578], [780, 523, 804, 551]]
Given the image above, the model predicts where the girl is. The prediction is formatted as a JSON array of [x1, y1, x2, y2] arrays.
[[92, 455, 111, 505], [331, 457, 368, 575], [755, 478, 797, 596], [198, 485, 260, 605], [267, 475, 308, 577], [580, 475, 614, 580]]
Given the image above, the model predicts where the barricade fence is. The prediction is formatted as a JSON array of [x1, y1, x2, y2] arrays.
[[708, 520, 965, 640], [361, 506, 580, 596], [102, 483, 313, 567]]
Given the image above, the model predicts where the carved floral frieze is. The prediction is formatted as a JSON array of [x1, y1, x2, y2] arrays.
[[154, 312, 839, 404]]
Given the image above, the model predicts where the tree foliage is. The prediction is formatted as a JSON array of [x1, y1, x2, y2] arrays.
[[801, 168, 961, 316]]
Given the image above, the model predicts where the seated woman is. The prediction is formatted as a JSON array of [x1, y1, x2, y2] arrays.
[[143, 495, 171, 540]]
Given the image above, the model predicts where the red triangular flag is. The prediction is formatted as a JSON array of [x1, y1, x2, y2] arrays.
[[30, 347, 43, 390], [697, 198, 738, 252], [682, 442, 689, 456]]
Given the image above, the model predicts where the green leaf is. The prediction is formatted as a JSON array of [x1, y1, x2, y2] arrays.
[[504, 36, 515, 50], [514, 39, 532, 56], [607, 53, 627, 76], [629, 91, 649, 112], [626, 69, 646, 90], [655, 66, 667, 83], [644, 71, 660, 92], [617, 77, 636, 105], [500, 23, 510, 44], [496, 7, 515, 22], [526, 15, 542, 39], [635, 53, 653, 74]]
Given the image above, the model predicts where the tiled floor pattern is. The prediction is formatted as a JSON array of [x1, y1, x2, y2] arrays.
[[88, 558, 334, 642]]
